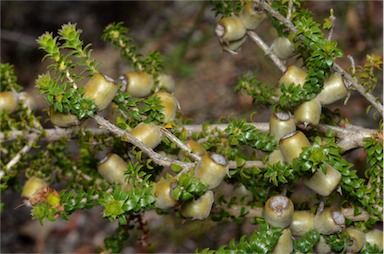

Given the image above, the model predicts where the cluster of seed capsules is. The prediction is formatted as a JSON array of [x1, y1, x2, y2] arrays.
[[214, 1, 382, 253]]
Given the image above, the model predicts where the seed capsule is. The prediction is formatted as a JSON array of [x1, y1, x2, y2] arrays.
[[154, 91, 178, 122], [238, 0, 266, 30], [294, 99, 322, 130], [178, 139, 206, 161], [364, 229, 383, 251], [121, 71, 154, 97], [289, 210, 314, 237], [0, 91, 18, 113], [130, 123, 162, 149], [271, 37, 295, 60], [273, 228, 293, 254], [21, 177, 47, 199], [315, 73, 348, 105], [268, 149, 285, 165], [269, 111, 296, 142], [303, 163, 341, 196], [315, 236, 332, 254], [345, 227, 366, 253], [278, 66, 307, 95], [313, 208, 345, 235], [222, 36, 247, 54], [180, 190, 214, 220], [153, 178, 179, 209], [264, 195, 294, 228], [97, 153, 128, 185], [49, 107, 80, 127], [232, 183, 253, 204], [215, 16, 247, 44], [157, 74, 175, 93], [83, 72, 119, 110], [279, 131, 311, 163], [194, 152, 229, 189]]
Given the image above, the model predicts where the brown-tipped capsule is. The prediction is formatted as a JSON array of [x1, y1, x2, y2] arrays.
[[315, 73, 348, 105], [130, 123, 162, 149], [273, 228, 293, 254], [222, 36, 247, 54], [345, 227, 366, 253], [21, 177, 47, 199], [264, 195, 294, 228], [271, 37, 295, 60], [154, 91, 178, 122], [180, 190, 214, 220], [290, 183, 318, 206], [269, 112, 296, 142], [304, 163, 341, 196], [157, 74, 175, 93], [215, 16, 247, 43], [279, 131, 311, 163], [238, 1, 266, 30], [153, 178, 179, 209], [313, 208, 345, 235], [315, 236, 332, 254], [83, 72, 119, 111], [289, 210, 314, 237], [194, 152, 229, 189], [49, 107, 80, 127], [121, 71, 154, 97], [294, 99, 322, 130], [97, 153, 128, 185], [364, 229, 383, 251], [0, 91, 18, 113], [268, 149, 285, 165]]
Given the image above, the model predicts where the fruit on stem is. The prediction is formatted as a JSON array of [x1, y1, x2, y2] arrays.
[[273, 228, 293, 254], [313, 208, 345, 235], [289, 210, 314, 237], [264, 195, 294, 228], [19, 92, 36, 111], [303, 163, 341, 196], [238, 0, 266, 30], [215, 16, 247, 44], [121, 71, 154, 97], [222, 36, 247, 54], [153, 178, 179, 209], [364, 229, 383, 251], [83, 72, 119, 111], [130, 123, 162, 149], [314, 236, 332, 254], [345, 227, 366, 253], [180, 190, 214, 220], [194, 152, 229, 189], [268, 149, 285, 164], [294, 99, 322, 130], [271, 37, 295, 60], [279, 131, 311, 163], [315, 73, 348, 105], [269, 111, 296, 142], [157, 74, 175, 93], [154, 91, 178, 122], [49, 107, 80, 127], [0, 91, 18, 113], [278, 65, 307, 88], [179, 139, 206, 161], [97, 153, 130, 187]]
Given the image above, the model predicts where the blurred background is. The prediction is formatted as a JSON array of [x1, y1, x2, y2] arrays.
[[1, 1, 382, 253]]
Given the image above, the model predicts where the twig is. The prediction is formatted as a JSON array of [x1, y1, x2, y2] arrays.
[[4, 137, 36, 176], [1, 123, 377, 153], [246, 31, 287, 73], [259, 1, 383, 115], [93, 115, 194, 171]]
